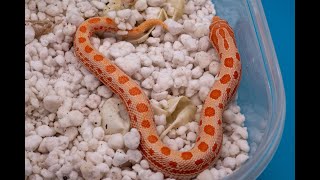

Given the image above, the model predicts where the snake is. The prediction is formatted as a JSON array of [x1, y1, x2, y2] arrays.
[[73, 16, 241, 179]]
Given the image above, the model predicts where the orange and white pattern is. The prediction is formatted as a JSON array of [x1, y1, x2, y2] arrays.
[[73, 16, 241, 179]]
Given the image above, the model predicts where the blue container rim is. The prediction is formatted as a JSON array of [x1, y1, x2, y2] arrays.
[[223, 0, 287, 179]]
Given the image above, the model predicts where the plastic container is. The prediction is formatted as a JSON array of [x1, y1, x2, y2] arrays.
[[211, 0, 286, 179]]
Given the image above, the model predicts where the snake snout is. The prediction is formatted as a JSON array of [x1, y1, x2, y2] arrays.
[[212, 16, 221, 22], [210, 16, 229, 31], [211, 16, 227, 26]]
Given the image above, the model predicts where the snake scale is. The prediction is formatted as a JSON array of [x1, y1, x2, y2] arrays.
[[73, 16, 241, 179]]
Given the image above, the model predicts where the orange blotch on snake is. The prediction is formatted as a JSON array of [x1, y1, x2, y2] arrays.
[[80, 57, 86, 62], [105, 65, 116, 73], [118, 76, 129, 84], [212, 143, 218, 152], [190, 169, 198, 173], [127, 99, 132, 105], [199, 120, 202, 126], [196, 137, 201, 142], [224, 39, 229, 50], [129, 87, 141, 96], [78, 37, 86, 43], [107, 77, 112, 82], [148, 135, 158, 143], [218, 119, 222, 125], [96, 68, 102, 74], [84, 46, 93, 53], [218, 103, 224, 109], [205, 107, 215, 117], [161, 147, 171, 156], [181, 152, 193, 160], [79, 26, 86, 33], [210, 33, 219, 49], [130, 114, 137, 122], [233, 71, 239, 79], [236, 52, 240, 60], [195, 159, 204, 165], [94, 55, 103, 61], [141, 120, 150, 128], [88, 17, 101, 23], [105, 18, 113, 24], [220, 74, 231, 84], [136, 103, 148, 113], [198, 142, 209, 152], [226, 88, 231, 96], [201, 163, 209, 169], [148, 148, 155, 155], [119, 87, 124, 93], [204, 125, 215, 136], [152, 159, 164, 168], [219, 29, 226, 38], [169, 161, 177, 168], [172, 169, 179, 174], [224, 57, 234, 68], [210, 89, 221, 99]]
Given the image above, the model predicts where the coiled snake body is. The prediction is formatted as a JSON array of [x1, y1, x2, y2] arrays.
[[74, 16, 241, 179]]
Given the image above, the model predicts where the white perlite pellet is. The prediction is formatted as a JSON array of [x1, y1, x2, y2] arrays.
[[25, 0, 250, 179]]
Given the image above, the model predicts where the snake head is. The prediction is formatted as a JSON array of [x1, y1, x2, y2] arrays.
[[210, 16, 230, 31], [210, 16, 235, 36], [209, 16, 236, 47]]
